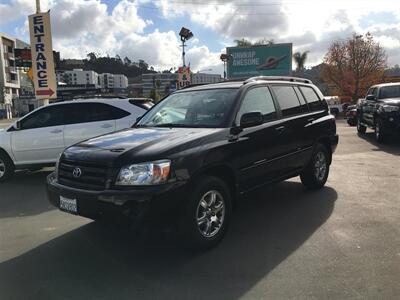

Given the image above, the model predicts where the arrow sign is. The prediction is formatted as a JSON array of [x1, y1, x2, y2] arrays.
[[36, 88, 55, 96]]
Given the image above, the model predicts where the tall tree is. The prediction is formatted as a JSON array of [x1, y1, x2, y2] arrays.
[[322, 33, 387, 100], [123, 56, 132, 66], [87, 52, 97, 62], [293, 51, 309, 71]]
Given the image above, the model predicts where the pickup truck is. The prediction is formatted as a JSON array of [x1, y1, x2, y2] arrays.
[[357, 83, 400, 142]]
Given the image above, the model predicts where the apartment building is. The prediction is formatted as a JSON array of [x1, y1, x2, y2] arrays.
[[56, 69, 100, 88], [191, 73, 222, 85], [0, 33, 20, 119]]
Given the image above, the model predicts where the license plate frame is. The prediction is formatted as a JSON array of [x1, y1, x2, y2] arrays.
[[59, 196, 78, 214]]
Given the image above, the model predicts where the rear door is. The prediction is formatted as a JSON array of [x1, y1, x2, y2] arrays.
[[270, 84, 312, 173], [10, 105, 65, 164], [63, 102, 125, 147]]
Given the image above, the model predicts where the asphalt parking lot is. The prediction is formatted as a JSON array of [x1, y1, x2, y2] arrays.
[[0, 120, 399, 300]]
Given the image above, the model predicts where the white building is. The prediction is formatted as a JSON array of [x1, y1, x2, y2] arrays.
[[142, 73, 178, 96], [191, 73, 222, 85], [113, 74, 128, 89], [99, 73, 128, 90], [0, 33, 20, 119], [56, 69, 100, 88]]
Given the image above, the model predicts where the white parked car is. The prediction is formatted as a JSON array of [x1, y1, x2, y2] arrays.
[[0, 98, 152, 181]]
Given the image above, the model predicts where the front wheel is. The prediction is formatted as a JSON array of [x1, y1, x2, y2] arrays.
[[300, 144, 330, 190], [374, 118, 388, 143], [179, 176, 232, 250], [0, 152, 15, 182]]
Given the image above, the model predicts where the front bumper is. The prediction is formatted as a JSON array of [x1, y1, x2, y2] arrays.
[[381, 114, 400, 133], [47, 173, 186, 227]]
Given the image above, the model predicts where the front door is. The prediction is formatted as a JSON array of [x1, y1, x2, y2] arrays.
[[232, 86, 286, 191]]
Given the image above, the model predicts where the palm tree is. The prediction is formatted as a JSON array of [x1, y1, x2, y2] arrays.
[[234, 38, 253, 47], [293, 51, 309, 71]]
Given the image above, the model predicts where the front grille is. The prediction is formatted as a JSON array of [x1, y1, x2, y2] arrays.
[[58, 159, 112, 190]]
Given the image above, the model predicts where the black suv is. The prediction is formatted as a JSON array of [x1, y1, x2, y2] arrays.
[[357, 83, 400, 142], [47, 76, 338, 249]]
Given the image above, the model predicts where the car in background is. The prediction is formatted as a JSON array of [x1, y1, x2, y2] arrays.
[[345, 104, 358, 126], [47, 76, 338, 249], [357, 83, 400, 142], [0, 98, 152, 181]]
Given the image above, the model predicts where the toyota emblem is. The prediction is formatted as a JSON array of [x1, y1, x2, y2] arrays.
[[72, 167, 82, 178]]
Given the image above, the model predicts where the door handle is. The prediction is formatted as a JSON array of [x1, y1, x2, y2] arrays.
[[275, 126, 285, 132], [50, 129, 62, 133], [101, 123, 113, 129]]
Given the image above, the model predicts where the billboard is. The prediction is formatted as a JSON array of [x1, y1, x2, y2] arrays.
[[28, 11, 57, 99], [227, 43, 292, 78]]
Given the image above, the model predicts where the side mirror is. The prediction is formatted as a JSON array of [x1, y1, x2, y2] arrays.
[[366, 94, 376, 101], [240, 112, 264, 128], [15, 121, 21, 130]]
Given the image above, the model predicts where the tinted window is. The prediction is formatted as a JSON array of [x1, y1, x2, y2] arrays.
[[21, 105, 65, 130], [299, 86, 324, 111], [65, 103, 129, 124], [237, 87, 276, 122], [272, 85, 302, 117]]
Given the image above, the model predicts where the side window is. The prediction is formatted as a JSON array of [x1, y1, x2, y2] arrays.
[[65, 103, 130, 125], [294, 87, 309, 113], [237, 87, 277, 122], [371, 88, 378, 99], [299, 86, 324, 112], [20, 105, 65, 130], [271, 85, 302, 117]]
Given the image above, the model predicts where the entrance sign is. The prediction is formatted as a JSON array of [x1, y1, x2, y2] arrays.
[[28, 11, 57, 99], [177, 67, 191, 89], [227, 43, 292, 78]]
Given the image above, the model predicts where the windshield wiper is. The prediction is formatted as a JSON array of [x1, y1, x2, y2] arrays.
[[153, 123, 192, 128]]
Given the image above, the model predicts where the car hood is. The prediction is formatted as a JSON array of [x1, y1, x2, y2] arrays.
[[63, 127, 225, 165], [380, 98, 400, 106]]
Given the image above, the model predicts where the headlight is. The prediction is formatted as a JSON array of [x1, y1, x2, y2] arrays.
[[381, 105, 399, 112], [115, 160, 171, 186], [54, 155, 62, 179]]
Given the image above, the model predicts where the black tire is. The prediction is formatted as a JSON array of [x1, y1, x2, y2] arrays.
[[357, 116, 366, 134], [179, 176, 232, 250], [0, 151, 15, 182], [374, 118, 388, 143], [300, 144, 330, 190]]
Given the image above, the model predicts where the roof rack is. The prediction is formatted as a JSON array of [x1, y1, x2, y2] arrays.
[[244, 76, 313, 84]]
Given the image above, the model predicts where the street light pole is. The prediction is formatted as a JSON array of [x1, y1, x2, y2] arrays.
[[36, 0, 41, 13]]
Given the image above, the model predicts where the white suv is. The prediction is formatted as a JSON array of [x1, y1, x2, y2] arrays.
[[0, 98, 152, 181]]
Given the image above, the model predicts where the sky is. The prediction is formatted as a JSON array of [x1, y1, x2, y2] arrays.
[[0, 0, 399, 75]]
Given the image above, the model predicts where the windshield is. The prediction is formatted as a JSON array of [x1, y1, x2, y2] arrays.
[[379, 85, 400, 99], [137, 88, 238, 128]]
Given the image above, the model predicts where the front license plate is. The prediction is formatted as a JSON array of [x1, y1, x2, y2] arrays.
[[59, 196, 77, 214]]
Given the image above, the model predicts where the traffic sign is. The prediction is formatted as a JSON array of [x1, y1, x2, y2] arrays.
[[28, 11, 57, 99]]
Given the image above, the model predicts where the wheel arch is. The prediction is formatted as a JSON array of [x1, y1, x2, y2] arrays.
[[189, 163, 239, 210], [0, 147, 14, 165]]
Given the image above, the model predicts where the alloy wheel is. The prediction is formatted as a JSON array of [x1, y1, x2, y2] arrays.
[[314, 152, 327, 182], [375, 121, 380, 139], [196, 190, 225, 238]]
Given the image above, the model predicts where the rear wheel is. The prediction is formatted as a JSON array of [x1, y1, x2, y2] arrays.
[[179, 176, 232, 250], [0, 152, 15, 182], [357, 116, 366, 134], [300, 144, 330, 190]]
